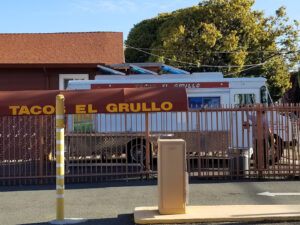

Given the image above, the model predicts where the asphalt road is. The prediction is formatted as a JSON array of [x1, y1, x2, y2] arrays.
[[1, 179, 300, 225]]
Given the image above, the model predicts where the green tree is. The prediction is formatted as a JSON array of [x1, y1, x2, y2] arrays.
[[124, 13, 171, 62], [125, 0, 299, 101], [282, 70, 300, 103]]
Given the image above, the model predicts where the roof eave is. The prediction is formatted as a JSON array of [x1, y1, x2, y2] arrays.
[[0, 63, 105, 69]]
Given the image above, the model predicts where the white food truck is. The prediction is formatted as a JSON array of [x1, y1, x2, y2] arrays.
[[67, 71, 296, 164]]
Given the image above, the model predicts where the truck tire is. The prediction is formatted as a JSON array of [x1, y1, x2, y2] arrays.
[[252, 135, 284, 166], [268, 134, 283, 164], [127, 139, 152, 165]]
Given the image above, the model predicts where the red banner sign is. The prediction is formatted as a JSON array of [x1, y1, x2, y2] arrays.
[[0, 88, 188, 116]]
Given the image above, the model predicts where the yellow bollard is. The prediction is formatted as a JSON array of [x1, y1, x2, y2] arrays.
[[56, 94, 65, 221], [50, 94, 86, 224]]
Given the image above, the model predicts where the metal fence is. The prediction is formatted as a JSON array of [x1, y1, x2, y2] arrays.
[[0, 115, 55, 185], [1, 104, 299, 185]]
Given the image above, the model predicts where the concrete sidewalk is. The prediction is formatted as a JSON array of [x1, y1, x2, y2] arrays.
[[1, 180, 300, 225], [134, 205, 300, 224]]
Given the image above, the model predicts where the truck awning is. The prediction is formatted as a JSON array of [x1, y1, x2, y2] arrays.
[[0, 87, 188, 116]]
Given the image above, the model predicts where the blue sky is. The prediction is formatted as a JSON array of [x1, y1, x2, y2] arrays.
[[0, 0, 299, 40]]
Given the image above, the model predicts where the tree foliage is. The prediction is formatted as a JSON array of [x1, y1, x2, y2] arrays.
[[125, 0, 299, 101], [125, 13, 172, 62], [283, 70, 300, 103]]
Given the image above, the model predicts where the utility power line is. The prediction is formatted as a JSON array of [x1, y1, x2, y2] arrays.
[[125, 45, 300, 55], [125, 45, 271, 68]]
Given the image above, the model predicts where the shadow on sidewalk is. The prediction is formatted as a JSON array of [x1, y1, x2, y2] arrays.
[[3, 178, 299, 193], [19, 213, 134, 225], [0, 179, 157, 192]]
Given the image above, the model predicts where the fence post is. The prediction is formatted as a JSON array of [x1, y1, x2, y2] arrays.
[[39, 116, 44, 184], [56, 94, 65, 221], [145, 113, 150, 175], [256, 104, 263, 177]]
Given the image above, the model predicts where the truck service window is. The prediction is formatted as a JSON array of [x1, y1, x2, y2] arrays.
[[234, 94, 256, 106], [188, 97, 220, 109]]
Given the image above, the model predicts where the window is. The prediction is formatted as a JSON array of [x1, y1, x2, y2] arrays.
[[234, 94, 256, 106], [188, 97, 220, 109], [59, 74, 89, 90], [73, 114, 94, 132], [260, 86, 267, 104]]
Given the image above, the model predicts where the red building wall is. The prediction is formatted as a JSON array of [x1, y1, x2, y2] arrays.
[[0, 66, 98, 91], [0, 68, 45, 90]]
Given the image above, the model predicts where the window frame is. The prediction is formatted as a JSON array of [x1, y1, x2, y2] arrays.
[[59, 74, 89, 90], [234, 93, 256, 106], [188, 96, 221, 109]]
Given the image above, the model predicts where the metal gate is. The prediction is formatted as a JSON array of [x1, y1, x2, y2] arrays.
[[1, 104, 299, 185]]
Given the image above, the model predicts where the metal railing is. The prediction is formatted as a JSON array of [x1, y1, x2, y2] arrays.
[[0, 104, 299, 185], [0, 115, 55, 185]]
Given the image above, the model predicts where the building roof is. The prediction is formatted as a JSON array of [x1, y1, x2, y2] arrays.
[[0, 32, 124, 64]]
